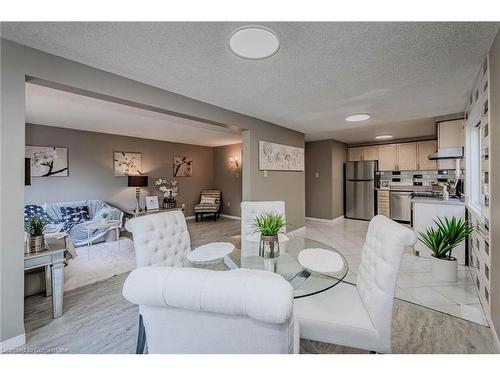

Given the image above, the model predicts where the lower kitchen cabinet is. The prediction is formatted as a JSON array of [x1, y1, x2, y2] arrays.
[[377, 190, 390, 217]]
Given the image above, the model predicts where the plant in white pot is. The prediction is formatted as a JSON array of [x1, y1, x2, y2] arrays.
[[418, 217, 473, 282], [252, 213, 286, 259], [25, 215, 48, 254]]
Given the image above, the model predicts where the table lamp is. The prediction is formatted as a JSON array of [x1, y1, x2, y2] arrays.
[[128, 175, 148, 214]]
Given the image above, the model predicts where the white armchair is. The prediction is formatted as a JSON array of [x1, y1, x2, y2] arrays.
[[294, 215, 416, 353], [240, 201, 286, 237], [123, 266, 299, 354], [124, 211, 192, 353]]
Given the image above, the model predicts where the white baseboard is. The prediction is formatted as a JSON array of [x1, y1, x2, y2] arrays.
[[221, 214, 241, 220], [288, 226, 305, 236], [305, 215, 344, 224], [0, 333, 25, 352]]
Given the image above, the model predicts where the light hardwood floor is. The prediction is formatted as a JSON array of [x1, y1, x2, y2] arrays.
[[17, 217, 498, 354]]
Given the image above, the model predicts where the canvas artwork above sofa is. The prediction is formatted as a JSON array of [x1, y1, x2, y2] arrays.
[[24, 199, 124, 247]]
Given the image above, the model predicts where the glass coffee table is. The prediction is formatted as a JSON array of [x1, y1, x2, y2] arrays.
[[224, 236, 349, 298]]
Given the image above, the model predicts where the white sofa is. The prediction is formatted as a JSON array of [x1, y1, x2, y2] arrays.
[[123, 266, 299, 354]]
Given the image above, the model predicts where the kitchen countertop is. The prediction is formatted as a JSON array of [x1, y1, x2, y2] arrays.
[[410, 196, 465, 206], [376, 186, 432, 192]]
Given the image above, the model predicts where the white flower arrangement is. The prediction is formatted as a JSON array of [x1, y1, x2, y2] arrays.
[[154, 178, 179, 203]]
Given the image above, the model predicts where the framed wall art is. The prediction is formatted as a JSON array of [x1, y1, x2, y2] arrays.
[[258, 141, 304, 171], [173, 156, 193, 177], [114, 151, 142, 176], [25, 145, 69, 177]]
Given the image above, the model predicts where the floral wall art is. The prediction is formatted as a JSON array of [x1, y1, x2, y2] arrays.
[[26, 146, 68, 177], [258, 141, 304, 171], [173, 156, 193, 177], [113, 151, 142, 176]]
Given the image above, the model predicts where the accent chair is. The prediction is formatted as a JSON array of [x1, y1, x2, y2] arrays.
[[124, 210, 192, 353], [294, 215, 416, 353], [194, 190, 222, 222]]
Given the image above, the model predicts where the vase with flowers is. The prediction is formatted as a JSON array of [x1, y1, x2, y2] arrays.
[[154, 178, 179, 209]]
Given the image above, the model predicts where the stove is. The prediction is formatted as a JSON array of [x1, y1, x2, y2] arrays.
[[409, 191, 443, 199]]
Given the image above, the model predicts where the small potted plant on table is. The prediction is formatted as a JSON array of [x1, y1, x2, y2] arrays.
[[154, 178, 179, 209], [418, 217, 473, 282], [252, 213, 286, 259], [25, 215, 48, 254]]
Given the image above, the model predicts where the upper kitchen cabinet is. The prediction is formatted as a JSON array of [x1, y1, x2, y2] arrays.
[[348, 147, 363, 161], [363, 146, 379, 161], [378, 144, 397, 171], [348, 146, 379, 161], [437, 119, 465, 170], [397, 142, 417, 170], [417, 140, 437, 170]]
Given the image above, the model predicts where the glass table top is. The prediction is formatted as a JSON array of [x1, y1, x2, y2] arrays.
[[225, 236, 349, 298]]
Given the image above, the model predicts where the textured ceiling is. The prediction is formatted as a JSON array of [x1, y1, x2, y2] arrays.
[[4, 22, 499, 143], [25, 83, 242, 147]]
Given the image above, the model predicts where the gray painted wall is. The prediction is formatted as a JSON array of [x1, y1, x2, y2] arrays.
[[331, 140, 348, 219], [305, 140, 347, 220], [305, 141, 333, 219], [213, 143, 242, 217], [25, 124, 215, 215], [488, 28, 500, 339], [0, 39, 304, 344]]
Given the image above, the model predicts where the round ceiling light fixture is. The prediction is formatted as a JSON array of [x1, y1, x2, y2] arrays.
[[375, 134, 393, 140], [229, 26, 280, 60], [345, 113, 371, 122]]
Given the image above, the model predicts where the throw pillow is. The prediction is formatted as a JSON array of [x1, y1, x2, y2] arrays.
[[200, 196, 217, 204], [24, 205, 56, 225], [60, 206, 91, 231]]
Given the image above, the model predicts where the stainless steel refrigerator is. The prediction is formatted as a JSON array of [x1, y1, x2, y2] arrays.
[[345, 161, 377, 220]]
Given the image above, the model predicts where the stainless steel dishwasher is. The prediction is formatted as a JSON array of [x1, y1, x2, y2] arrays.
[[389, 191, 412, 222]]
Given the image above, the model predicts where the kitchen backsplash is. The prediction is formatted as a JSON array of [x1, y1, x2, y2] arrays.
[[378, 169, 458, 187]]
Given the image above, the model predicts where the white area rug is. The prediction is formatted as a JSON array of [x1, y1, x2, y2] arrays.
[[64, 238, 136, 291]]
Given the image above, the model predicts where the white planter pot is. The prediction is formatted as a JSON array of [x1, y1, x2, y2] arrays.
[[431, 256, 457, 282]]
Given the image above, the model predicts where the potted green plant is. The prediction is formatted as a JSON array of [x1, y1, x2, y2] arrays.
[[25, 215, 48, 254], [252, 212, 286, 259], [418, 217, 473, 282]]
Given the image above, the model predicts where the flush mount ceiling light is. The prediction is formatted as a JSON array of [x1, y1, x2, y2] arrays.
[[375, 134, 393, 140], [345, 113, 371, 122], [229, 26, 280, 60]]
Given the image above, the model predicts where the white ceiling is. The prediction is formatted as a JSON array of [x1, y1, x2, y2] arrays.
[[4, 22, 499, 143], [25, 83, 242, 147], [309, 117, 437, 144]]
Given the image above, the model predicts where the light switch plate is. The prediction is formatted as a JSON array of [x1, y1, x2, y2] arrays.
[[264, 170, 268, 177], [315, 172, 320, 178]]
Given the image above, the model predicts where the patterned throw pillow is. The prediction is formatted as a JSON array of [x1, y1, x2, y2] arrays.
[[200, 196, 217, 204], [24, 205, 55, 225], [60, 206, 91, 231]]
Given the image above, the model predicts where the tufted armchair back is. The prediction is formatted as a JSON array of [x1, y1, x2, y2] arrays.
[[240, 201, 286, 237], [122, 266, 298, 353], [125, 211, 191, 267], [356, 215, 416, 349]]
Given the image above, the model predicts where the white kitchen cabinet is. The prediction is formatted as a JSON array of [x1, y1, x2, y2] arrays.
[[363, 146, 379, 161], [417, 140, 437, 170], [378, 144, 397, 171], [437, 120, 464, 170], [397, 142, 417, 171], [348, 147, 363, 161]]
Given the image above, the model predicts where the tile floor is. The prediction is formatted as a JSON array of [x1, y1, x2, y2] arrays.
[[299, 218, 488, 326]]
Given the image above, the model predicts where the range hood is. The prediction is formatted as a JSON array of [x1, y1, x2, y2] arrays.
[[428, 146, 464, 160]]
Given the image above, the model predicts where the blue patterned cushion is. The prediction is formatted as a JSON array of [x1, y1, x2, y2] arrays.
[[24, 205, 55, 225], [60, 206, 91, 231]]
